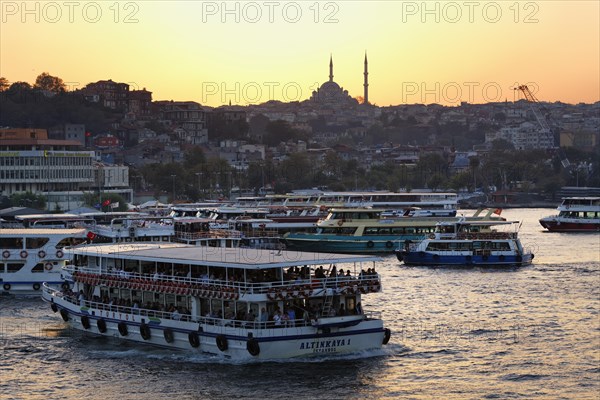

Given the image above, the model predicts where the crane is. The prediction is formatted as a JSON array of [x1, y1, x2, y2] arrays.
[[513, 85, 554, 148]]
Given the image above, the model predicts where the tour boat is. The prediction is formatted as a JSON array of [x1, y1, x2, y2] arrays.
[[1, 228, 87, 294], [42, 243, 391, 360], [283, 207, 504, 254], [396, 220, 534, 267], [539, 197, 600, 232]]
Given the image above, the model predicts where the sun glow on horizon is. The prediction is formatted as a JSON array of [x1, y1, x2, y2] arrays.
[[1, 1, 598, 106]]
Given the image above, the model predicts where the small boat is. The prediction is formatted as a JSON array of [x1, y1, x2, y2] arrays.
[[42, 243, 391, 360], [396, 219, 534, 267], [1, 228, 87, 294], [539, 197, 600, 232]]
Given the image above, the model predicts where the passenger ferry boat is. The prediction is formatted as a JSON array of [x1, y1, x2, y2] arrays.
[[283, 208, 503, 254], [42, 243, 391, 360], [1, 228, 87, 294], [397, 220, 534, 267], [539, 197, 600, 232]]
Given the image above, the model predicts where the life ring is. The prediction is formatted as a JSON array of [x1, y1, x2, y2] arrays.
[[428, 233, 436, 239], [118, 322, 128, 336], [3, 283, 11, 291], [188, 331, 200, 348], [44, 263, 53, 271], [81, 315, 91, 330], [60, 308, 69, 322], [1, 250, 9, 258], [20, 250, 28, 259], [38, 250, 46, 258], [33, 283, 41, 291], [97, 319, 107, 333], [366, 241, 374, 248], [216, 335, 228, 351], [140, 323, 151, 340], [385, 241, 394, 248], [51, 302, 58, 313], [56, 250, 64, 258], [246, 338, 260, 356], [163, 328, 174, 343], [337, 220, 344, 226], [382, 328, 391, 345]]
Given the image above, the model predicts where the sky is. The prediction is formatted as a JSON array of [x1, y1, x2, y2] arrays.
[[1, 0, 599, 107]]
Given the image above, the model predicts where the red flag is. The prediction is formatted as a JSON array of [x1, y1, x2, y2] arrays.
[[102, 199, 111, 206], [86, 231, 97, 240]]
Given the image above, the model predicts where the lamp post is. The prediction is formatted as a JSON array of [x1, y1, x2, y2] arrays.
[[170, 174, 176, 203], [195, 172, 203, 200]]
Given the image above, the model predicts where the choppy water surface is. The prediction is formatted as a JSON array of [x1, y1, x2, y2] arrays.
[[1, 209, 598, 399]]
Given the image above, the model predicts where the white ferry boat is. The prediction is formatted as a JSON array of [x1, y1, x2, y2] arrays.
[[1, 228, 87, 294], [42, 243, 391, 360], [539, 197, 600, 232]]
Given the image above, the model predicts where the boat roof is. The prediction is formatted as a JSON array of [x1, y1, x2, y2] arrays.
[[67, 243, 381, 269], [437, 220, 519, 226], [0, 228, 87, 236]]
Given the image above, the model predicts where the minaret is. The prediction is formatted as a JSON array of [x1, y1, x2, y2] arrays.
[[329, 54, 334, 82], [363, 52, 369, 104]]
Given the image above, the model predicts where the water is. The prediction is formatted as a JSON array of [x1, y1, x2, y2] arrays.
[[1, 209, 598, 399]]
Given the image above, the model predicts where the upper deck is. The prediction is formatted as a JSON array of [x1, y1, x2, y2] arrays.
[[67, 242, 381, 270]]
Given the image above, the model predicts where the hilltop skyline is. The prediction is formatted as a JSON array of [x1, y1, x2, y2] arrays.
[[1, 1, 599, 107]]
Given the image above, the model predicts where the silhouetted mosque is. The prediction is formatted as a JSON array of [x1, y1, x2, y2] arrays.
[[310, 54, 369, 107]]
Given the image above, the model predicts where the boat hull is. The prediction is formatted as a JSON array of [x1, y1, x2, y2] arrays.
[[397, 250, 533, 267], [43, 290, 387, 361], [539, 219, 600, 232], [284, 235, 424, 254]]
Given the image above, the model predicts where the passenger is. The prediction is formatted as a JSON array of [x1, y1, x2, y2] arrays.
[[172, 308, 181, 320], [78, 290, 86, 306], [281, 310, 290, 327], [338, 304, 346, 316], [260, 307, 268, 324], [273, 310, 282, 327], [287, 308, 296, 326]]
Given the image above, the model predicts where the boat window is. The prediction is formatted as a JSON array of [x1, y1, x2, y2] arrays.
[[55, 238, 86, 248], [6, 263, 24, 273], [391, 227, 405, 234], [2, 238, 23, 249], [31, 262, 45, 273], [26, 237, 50, 249]]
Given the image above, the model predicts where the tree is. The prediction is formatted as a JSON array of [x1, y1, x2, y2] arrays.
[[0, 77, 9, 92], [10, 192, 47, 209], [34, 72, 66, 93]]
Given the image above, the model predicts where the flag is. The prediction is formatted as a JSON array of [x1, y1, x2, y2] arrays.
[[102, 199, 111, 206], [86, 231, 97, 240], [110, 202, 119, 209]]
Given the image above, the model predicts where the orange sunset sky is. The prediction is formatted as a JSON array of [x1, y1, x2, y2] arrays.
[[1, 1, 599, 106]]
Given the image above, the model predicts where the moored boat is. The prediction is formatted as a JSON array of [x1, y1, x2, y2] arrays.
[[42, 243, 391, 360], [1, 228, 87, 294], [397, 220, 534, 267], [283, 207, 504, 254], [539, 197, 600, 232]]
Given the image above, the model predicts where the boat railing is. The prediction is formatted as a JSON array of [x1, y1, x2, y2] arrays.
[[456, 232, 517, 240], [62, 265, 381, 296], [43, 283, 379, 329]]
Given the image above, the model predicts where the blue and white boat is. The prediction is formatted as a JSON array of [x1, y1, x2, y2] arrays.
[[396, 219, 534, 267], [42, 243, 391, 361]]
